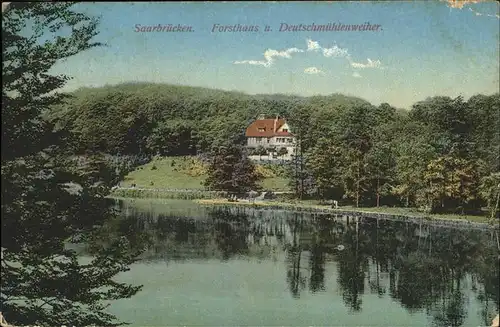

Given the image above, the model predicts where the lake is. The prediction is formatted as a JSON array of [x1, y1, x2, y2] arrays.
[[105, 199, 499, 327]]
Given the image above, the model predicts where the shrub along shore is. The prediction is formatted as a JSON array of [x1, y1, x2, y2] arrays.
[[110, 187, 229, 200]]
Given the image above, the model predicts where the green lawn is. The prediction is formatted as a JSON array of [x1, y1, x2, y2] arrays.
[[119, 156, 290, 192], [260, 176, 290, 192], [120, 157, 206, 189]]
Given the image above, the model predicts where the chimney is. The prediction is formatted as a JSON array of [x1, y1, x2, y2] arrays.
[[273, 115, 278, 133], [257, 114, 265, 120]]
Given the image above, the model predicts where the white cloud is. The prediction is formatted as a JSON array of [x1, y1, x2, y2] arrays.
[[350, 58, 383, 69], [306, 39, 321, 51], [264, 48, 303, 61], [304, 67, 324, 75], [322, 45, 350, 58], [234, 40, 384, 71], [307, 39, 383, 69], [352, 72, 362, 78], [234, 47, 304, 67], [233, 59, 270, 67], [307, 39, 350, 58]]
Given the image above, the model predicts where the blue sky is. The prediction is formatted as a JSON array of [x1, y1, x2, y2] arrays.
[[50, 1, 499, 109]]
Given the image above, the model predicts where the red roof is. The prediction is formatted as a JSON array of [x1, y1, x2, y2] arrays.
[[245, 118, 293, 137]]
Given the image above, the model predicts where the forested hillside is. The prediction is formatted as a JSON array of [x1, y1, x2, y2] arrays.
[[46, 82, 373, 156], [46, 83, 500, 216]]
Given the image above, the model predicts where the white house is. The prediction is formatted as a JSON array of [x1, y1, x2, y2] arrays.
[[245, 114, 296, 161]]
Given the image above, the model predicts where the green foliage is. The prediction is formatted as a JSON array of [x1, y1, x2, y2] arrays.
[[204, 144, 261, 193], [341, 148, 371, 207], [283, 93, 498, 216], [2, 3, 142, 326], [478, 173, 500, 219], [111, 189, 228, 200], [48, 83, 309, 156], [366, 139, 395, 207], [391, 122, 438, 207], [421, 156, 480, 213], [146, 119, 196, 156], [322, 103, 377, 206], [255, 164, 276, 179], [410, 96, 471, 154], [467, 94, 500, 172], [305, 137, 344, 200], [259, 163, 286, 177]]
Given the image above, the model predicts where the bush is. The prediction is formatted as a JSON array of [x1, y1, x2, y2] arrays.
[[255, 165, 275, 178], [260, 163, 287, 177], [183, 159, 207, 177], [110, 188, 228, 200]]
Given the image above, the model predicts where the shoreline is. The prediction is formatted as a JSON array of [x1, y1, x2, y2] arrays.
[[109, 188, 498, 229], [194, 198, 499, 229]]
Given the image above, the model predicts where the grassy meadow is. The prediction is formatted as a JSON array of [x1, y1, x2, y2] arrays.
[[118, 156, 290, 192]]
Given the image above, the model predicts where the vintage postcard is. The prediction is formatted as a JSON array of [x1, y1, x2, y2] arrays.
[[1, 1, 499, 327]]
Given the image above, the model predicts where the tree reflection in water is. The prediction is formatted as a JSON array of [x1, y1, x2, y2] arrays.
[[111, 199, 499, 326], [285, 214, 307, 299]]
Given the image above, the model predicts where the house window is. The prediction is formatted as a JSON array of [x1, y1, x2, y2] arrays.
[[258, 128, 265, 132], [283, 129, 288, 132]]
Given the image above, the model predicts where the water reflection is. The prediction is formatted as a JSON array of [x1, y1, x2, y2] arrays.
[[107, 199, 499, 326]]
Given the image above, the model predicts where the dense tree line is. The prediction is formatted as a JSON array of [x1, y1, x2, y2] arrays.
[[288, 95, 499, 216], [49, 83, 499, 217], [47, 83, 303, 156]]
